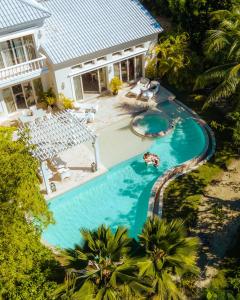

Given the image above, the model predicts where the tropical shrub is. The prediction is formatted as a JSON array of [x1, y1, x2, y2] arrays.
[[194, 6, 240, 107], [59, 225, 147, 299], [58, 93, 74, 109], [137, 217, 199, 299], [146, 33, 200, 90], [0, 127, 59, 299], [110, 77, 122, 95]]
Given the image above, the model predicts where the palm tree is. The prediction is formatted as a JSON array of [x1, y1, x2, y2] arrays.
[[60, 225, 150, 299], [137, 217, 199, 300], [194, 6, 240, 106]]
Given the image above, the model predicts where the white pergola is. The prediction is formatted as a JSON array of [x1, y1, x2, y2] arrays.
[[19, 110, 100, 194]]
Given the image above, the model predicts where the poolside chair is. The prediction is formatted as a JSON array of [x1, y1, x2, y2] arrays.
[[128, 78, 150, 97], [149, 81, 160, 95], [58, 167, 71, 181], [140, 80, 161, 101], [51, 156, 66, 170]]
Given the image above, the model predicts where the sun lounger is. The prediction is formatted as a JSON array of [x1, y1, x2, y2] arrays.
[[51, 156, 66, 170], [58, 167, 71, 181], [128, 78, 150, 97]]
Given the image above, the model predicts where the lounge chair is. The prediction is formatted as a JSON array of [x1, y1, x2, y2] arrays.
[[58, 167, 71, 181], [51, 156, 66, 170], [128, 78, 150, 97], [140, 81, 160, 101]]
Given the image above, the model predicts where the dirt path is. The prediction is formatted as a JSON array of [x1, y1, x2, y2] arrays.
[[196, 159, 240, 286]]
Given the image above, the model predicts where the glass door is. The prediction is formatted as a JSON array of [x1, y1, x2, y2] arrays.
[[128, 58, 135, 81], [82, 71, 100, 93], [11, 38, 27, 64], [23, 81, 35, 107], [2, 88, 16, 113], [98, 68, 107, 92], [135, 55, 143, 79], [0, 40, 15, 67], [12, 84, 27, 109], [121, 61, 128, 82], [73, 75, 83, 100]]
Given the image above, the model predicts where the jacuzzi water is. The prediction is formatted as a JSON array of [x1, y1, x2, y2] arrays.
[[43, 101, 207, 249], [136, 114, 169, 135]]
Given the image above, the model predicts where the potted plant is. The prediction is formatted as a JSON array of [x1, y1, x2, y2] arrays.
[[110, 77, 122, 95]]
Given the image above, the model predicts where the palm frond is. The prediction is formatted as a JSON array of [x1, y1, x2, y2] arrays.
[[194, 63, 237, 90]]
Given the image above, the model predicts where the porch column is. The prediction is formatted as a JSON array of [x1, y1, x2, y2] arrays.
[[92, 137, 100, 170], [40, 161, 51, 195]]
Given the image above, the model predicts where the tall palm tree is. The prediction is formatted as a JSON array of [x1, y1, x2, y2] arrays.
[[60, 225, 150, 300], [137, 217, 199, 300], [194, 6, 240, 106]]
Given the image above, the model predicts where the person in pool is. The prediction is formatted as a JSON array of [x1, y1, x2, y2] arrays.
[[143, 152, 160, 167]]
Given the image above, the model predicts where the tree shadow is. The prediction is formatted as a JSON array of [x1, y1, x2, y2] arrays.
[[162, 171, 206, 227]]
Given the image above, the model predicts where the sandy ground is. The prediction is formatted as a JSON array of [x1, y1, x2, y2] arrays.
[[196, 159, 240, 286]]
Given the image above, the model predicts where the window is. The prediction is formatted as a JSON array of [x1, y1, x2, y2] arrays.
[[84, 60, 94, 66], [124, 48, 132, 53], [97, 56, 106, 62], [112, 52, 121, 57], [0, 35, 36, 68], [72, 64, 83, 69], [135, 44, 144, 49]]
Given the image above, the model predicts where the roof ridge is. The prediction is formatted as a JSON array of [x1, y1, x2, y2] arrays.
[[18, 0, 51, 16]]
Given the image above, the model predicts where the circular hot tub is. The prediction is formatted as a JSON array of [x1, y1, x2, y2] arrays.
[[132, 111, 173, 137]]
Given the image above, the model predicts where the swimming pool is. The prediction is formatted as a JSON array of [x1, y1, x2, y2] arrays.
[[43, 101, 207, 249]]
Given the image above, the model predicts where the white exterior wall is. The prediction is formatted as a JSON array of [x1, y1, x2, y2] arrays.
[[52, 39, 158, 101], [54, 66, 74, 99]]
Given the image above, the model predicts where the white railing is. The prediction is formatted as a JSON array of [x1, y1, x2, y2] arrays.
[[0, 54, 47, 81]]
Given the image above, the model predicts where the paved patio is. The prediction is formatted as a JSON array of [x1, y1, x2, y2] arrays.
[[1, 85, 174, 199]]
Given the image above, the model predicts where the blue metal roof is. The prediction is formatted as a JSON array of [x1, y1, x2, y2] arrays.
[[0, 0, 50, 31], [41, 0, 162, 65]]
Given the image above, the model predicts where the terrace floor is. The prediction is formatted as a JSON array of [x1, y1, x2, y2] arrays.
[[1, 85, 174, 200]]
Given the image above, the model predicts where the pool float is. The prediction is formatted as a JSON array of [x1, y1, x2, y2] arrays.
[[143, 152, 160, 167]]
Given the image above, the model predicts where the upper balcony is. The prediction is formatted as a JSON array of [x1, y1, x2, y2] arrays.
[[0, 34, 48, 89], [0, 54, 48, 89]]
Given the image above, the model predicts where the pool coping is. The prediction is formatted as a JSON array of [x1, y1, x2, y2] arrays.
[[131, 109, 174, 138], [147, 99, 216, 218]]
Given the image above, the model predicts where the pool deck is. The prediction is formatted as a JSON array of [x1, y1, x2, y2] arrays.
[[1, 85, 174, 200]]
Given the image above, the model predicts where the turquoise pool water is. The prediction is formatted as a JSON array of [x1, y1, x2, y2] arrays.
[[43, 101, 206, 249], [137, 114, 169, 135]]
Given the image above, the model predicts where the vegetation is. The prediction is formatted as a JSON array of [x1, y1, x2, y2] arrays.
[[138, 217, 199, 299], [195, 6, 240, 107], [0, 127, 60, 299], [110, 77, 123, 95], [146, 32, 200, 90], [58, 218, 199, 299]]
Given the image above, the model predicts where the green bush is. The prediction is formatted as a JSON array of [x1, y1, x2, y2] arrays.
[[58, 93, 74, 109], [110, 77, 122, 94]]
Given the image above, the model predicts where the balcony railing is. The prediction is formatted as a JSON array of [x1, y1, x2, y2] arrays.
[[0, 54, 48, 82]]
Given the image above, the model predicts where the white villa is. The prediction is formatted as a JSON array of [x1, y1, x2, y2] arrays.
[[0, 0, 162, 120]]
